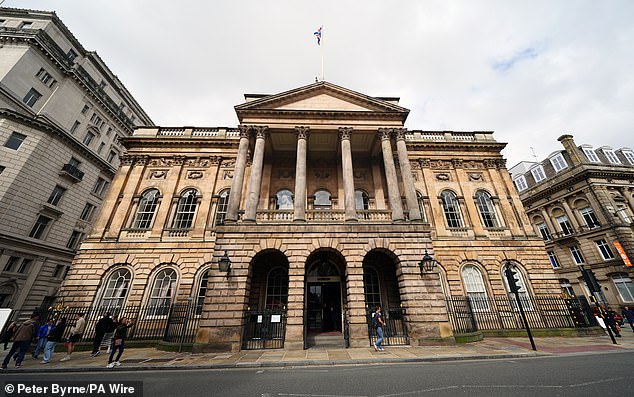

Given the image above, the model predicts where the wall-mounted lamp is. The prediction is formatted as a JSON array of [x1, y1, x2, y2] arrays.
[[218, 250, 231, 277], [418, 249, 441, 275]]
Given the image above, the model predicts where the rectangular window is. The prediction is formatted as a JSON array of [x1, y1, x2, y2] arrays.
[[17, 259, 32, 274], [47, 185, 66, 206], [23, 88, 42, 107], [107, 150, 116, 163], [106, 127, 113, 136], [596, 239, 615, 260], [556, 215, 574, 235], [68, 157, 81, 168], [29, 215, 52, 239], [623, 151, 634, 165], [83, 131, 95, 146], [80, 203, 96, 221], [67, 49, 78, 62], [92, 177, 107, 195], [514, 176, 528, 191], [4, 132, 27, 150], [612, 274, 634, 302], [583, 148, 600, 163], [20, 21, 33, 29], [537, 223, 552, 241], [36, 68, 56, 88], [548, 251, 561, 269], [66, 230, 84, 250], [570, 246, 585, 264], [531, 166, 546, 183], [3, 256, 20, 272], [579, 207, 600, 229], [81, 104, 89, 114], [52, 264, 65, 278], [97, 142, 105, 154], [550, 153, 568, 173], [70, 121, 80, 134], [603, 149, 621, 164]]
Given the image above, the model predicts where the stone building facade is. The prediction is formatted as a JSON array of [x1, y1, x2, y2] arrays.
[[61, 82, 559, 351], [0, 8, 152, 316], [509, 135, 634, 309]]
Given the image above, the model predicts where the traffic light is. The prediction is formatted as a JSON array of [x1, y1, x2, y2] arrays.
[[581, 268, 602, 293], [504, 265, 521, 293]]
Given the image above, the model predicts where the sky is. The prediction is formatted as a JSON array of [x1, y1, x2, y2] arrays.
[[7, 0, 634, 167]]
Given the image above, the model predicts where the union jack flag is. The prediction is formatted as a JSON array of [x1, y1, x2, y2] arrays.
[[314, 26, 322, 45]]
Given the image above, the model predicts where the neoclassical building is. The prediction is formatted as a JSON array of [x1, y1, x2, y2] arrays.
[[60, 82, 560, 351]]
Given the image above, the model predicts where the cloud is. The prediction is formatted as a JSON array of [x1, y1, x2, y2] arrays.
[[492, 47, 539, 72]]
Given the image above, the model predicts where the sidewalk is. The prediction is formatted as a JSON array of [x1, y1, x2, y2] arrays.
[[2, 330, 633, 373]]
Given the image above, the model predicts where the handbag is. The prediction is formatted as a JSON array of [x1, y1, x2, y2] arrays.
[[114, 338, 123, 346]]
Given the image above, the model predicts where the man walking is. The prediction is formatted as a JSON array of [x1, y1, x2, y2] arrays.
[[373, 305, 385, 352], [91, 313, 114, 357], [1, 312, 39, 369], [32, 318, 54, 359], [623, 306, 634, 332], [60, 313, 86, 362]]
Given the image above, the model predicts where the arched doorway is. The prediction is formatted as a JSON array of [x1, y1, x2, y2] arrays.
[[304, 249, 346, 348]]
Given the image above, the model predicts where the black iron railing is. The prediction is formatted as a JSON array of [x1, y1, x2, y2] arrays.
[[445, 295, 597, 334], [367, 307, 409, 346], [60, 163, 85, 181], [241, 309, 287, 350]]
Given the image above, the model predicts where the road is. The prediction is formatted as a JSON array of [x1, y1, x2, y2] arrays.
[[3, 351, 634, 397]]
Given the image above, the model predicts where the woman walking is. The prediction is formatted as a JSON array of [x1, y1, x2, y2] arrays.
[[107, 317, 134, 368], [41, 318, 66, 364]]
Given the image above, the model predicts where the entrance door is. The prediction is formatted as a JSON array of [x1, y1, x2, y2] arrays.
[[307, 282, 342, 333]]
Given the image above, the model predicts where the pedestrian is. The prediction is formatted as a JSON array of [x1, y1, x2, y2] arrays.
[[372, 305, 385, 352], [32, 319, 55, 359], [41, 318, 66, 364], [623, 306, 634, 332], [0, 322, 18, 350], [603, 306, 621, 337], [1, 312, 39, 369], [60, 313, 86, 362], [107, 317, 135, 368], [91, 312, 115, 357]]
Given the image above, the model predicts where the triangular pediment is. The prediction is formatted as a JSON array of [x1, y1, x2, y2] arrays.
[[235, 81, 409, 121]]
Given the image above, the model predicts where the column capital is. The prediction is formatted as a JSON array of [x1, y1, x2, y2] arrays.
[[294, 126, 310, 140], [393, 128, 408, 141], [338, 127, 353, 141], [378, 128, 392, 141], [238, 124, 251, 139], [253, 125, 269, 139]]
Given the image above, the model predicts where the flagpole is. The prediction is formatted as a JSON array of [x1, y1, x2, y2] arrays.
[[321, 26, 324, 81]]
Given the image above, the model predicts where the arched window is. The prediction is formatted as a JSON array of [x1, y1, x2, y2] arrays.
[[172, 189, 198, 229], [265, 267, 289, 309], [148, 268, 177, 316], [99, 268, 132, 309], [314, 190, 332, 209], [275, 189, 293, 210], [441, 190, 464, 228], [214, 189, 230, 226], [363, 267, 381, 311], [612, 273, 634, 302], [195, 269, 209, 315], [416, 191, 427, 222], [133, 189, 160, 229], [355, 190, 370, 219], [461, 265, 489, 311], [475, 191, 499, 228]]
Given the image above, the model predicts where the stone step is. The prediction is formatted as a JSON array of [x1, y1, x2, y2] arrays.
[[307, 332, 345, 348]]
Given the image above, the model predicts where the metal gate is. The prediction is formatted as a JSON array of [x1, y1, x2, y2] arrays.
[[242, 309, 287, 349], [367, 307, 409, 346]]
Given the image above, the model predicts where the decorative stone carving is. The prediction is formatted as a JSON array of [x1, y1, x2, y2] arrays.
[[119, 154, 134, 166], [253, 126, 269, 139], [496, 159, 507, 169], [338, 127, 353, 141], [410, 160, 421, 170], [452, 159, 463, 169], [135, 156, 149, 166], [238, 124, 251, 139], [393, 128, 408, 141], [149, 170, 167, 179], [187, 171, 204, 179], [418, 159, 430, 168], [436, 173, 450, 181], [483, 159, 497, 168], [295, 126, 310, 140], [464, 160, 483, 169], [221, 159, 236, 168], [185, 157, 221, 168], [430, 160, 452, 169], [412, 172, 419, 182], [468, 173, 483, 181], [377, 128, 391, 141], [223, 171, 233, 180]]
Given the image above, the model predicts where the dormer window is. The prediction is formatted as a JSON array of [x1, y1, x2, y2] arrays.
[[582, 147, 600, 163], [550, 153, 568, 173], [603, 149, 621, 164], [622, 151, 634, 165], [514, 175, 528, 192], [531, 165, 546, 183]]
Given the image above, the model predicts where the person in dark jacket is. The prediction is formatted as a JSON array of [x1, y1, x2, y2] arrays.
[[0, 322, 18, 350], [91, 313, 115, 357], [41, 318, 66, 364], [622, 306, 634, 332], [106, 317, 134, 368], [1, 312, 39, 369]]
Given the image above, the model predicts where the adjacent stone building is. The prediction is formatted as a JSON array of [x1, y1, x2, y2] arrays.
[[60, 81, 560, 351], [0, 8, 152, 316], [509, 135, 634, 309]]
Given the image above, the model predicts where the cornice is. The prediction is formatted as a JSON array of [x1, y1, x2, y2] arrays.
[[235, 108, 408, 122]]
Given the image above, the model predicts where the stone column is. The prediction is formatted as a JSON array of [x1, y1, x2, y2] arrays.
[[560, 199, 581, 230], [539, 208, 557, 235], [339, 127, 357, 222], [378, 128, 404, 221], [293, 127, 310, 222], [244, 126, 268, 222], [394, 128, 422, 221], [226, 125, 251, 222]]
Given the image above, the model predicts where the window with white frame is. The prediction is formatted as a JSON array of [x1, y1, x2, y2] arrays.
[[99, 268, 132, 308], [579, 207, 600, 229], [475, 190, 499, 228], [133, 189, 160, 229], [537, 223, 552, 241], [622, 151, 634, 165], [195, 269, 209, 315], [363, 267, 382, 310], [550, 153, 568, 173], [148, 268, 177, 315], [560, 279, 575, 298], [214, 189, 230, 226], [4, 132, 26, 150], [570, 246, 585, 264], [171, 189, 198, 229], [603, 149, 621, 164], [612, 274, 634, 302], [514, 175, 528, 191], [615, 203, 633, 223], [595, 239, 615, 260], [556, 215, 574, 235], [548, 251, 561, 269], [583, 148, 600, 163], [461, 265, 489, 311], [531, 166, 546, 183], [441, 190, 464, 228], [265, 267, 289, 309]]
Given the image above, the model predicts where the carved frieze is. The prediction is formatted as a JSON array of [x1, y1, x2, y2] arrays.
[[119, 154, 134, 166], [464, 160, 483, 169], [410, 160, 421, 170], [184, 156, 221, 168], [221, 159, 236, 168], [435, 173, 450, 181], [187, 171, 204, 179], [149, 170, 168, 179], [430, 160, 452, 169], [468, 173, 483, 181], [452, 159, 463, 169], [483, 159, 497, 168], [418, 159, 430, 168]]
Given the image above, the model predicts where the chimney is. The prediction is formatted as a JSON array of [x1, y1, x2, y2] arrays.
[[557, 134, 584, 166]]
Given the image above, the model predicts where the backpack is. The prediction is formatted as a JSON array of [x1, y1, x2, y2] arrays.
[[371, 313, 378, 328]]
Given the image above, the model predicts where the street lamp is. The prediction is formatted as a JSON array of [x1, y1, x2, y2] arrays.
[[418, 249, 440, 275], [218, 250, 231, 277]]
